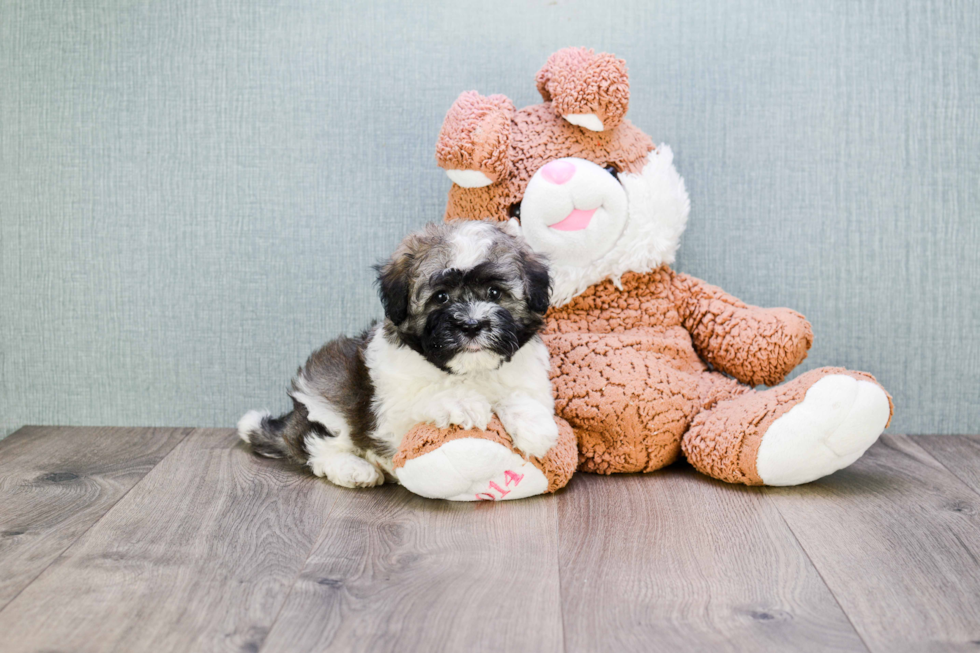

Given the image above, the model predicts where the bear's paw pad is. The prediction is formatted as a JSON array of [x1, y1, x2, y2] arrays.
[[757, 375, 890, 486]]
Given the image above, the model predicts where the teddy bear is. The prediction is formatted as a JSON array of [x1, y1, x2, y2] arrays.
[[392, 47, 893, 501]]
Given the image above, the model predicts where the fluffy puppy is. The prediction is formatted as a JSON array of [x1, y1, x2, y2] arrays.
[[237, 220, 557, 489]]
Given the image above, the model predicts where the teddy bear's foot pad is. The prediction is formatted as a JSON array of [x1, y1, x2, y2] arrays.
[[394, 437, 548, 501], [756, 374, 891, 486]]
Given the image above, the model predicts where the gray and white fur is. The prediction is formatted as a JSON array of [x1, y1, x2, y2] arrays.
[[237, 220, 556, 488]]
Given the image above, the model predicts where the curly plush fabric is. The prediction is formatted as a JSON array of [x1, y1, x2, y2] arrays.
[[546, 268, 814, 383]]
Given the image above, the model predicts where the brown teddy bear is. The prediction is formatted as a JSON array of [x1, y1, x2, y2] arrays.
[[392, 48, 893, 500]]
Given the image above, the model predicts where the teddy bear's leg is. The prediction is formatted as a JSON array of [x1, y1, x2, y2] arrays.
[[682, 367, 893, 485], [391, 416, 577, 501]]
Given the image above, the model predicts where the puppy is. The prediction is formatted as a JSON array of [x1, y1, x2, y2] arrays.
[[237, 220, 557, 488]]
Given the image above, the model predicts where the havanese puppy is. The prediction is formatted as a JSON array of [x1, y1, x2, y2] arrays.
[[237, 220, 557, 489]]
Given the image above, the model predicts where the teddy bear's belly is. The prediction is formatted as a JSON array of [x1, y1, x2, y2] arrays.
[[542, 328, 740, 474]]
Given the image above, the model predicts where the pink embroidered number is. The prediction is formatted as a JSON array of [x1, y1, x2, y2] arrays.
[[475, 470, 524, 501]]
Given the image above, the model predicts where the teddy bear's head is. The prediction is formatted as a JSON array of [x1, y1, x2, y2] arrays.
[[436, 48, 690, 305]]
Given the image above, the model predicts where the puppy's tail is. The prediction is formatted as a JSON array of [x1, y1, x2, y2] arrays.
[[237, 409, 292, 459]]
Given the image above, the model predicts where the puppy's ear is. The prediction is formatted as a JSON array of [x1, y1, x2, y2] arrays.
[[522, 251, 551, 314], [375, 253, 414, 325]]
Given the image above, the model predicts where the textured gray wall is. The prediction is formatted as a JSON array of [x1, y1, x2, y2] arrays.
[[1, 0, 978, 437]]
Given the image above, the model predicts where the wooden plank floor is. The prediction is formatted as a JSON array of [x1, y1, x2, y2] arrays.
[[0, 428, 978, 653]]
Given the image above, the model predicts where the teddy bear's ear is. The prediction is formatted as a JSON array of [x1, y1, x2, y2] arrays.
[[436, 91, 515, 188], [535, 47, 629, 132]]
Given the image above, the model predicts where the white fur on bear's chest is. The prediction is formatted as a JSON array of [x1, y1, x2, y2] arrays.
[[364, 326, 553, 455]]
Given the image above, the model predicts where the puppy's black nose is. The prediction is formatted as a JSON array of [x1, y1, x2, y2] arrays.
[[454, 317, 483, 334]]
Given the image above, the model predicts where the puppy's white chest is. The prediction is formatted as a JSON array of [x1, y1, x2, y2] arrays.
[[365, 331, 552, 454]]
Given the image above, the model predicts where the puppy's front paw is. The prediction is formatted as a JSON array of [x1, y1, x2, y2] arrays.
[[427, 393, 492, 431], [310, 452, 385, 488], [510, 419, 559, 459], [498, 399, 559, 459]]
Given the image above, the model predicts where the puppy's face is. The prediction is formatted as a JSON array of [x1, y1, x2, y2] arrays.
[[376, 220, 550, 373]]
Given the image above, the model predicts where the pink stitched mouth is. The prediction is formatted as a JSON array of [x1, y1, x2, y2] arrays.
[[549, 207, 597, 231]]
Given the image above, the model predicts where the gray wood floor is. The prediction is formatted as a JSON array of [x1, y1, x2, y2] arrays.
[[1, 427, 978, 653]]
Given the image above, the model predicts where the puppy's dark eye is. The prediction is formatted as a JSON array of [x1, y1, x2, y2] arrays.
[[434, 291, 450, 304], [603, 164, 619, 178], [507, 202, 521, 222], [487, 287, 501, 301]]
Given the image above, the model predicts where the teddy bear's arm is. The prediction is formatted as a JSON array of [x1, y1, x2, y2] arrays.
[[672, 273, 814, 386]]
